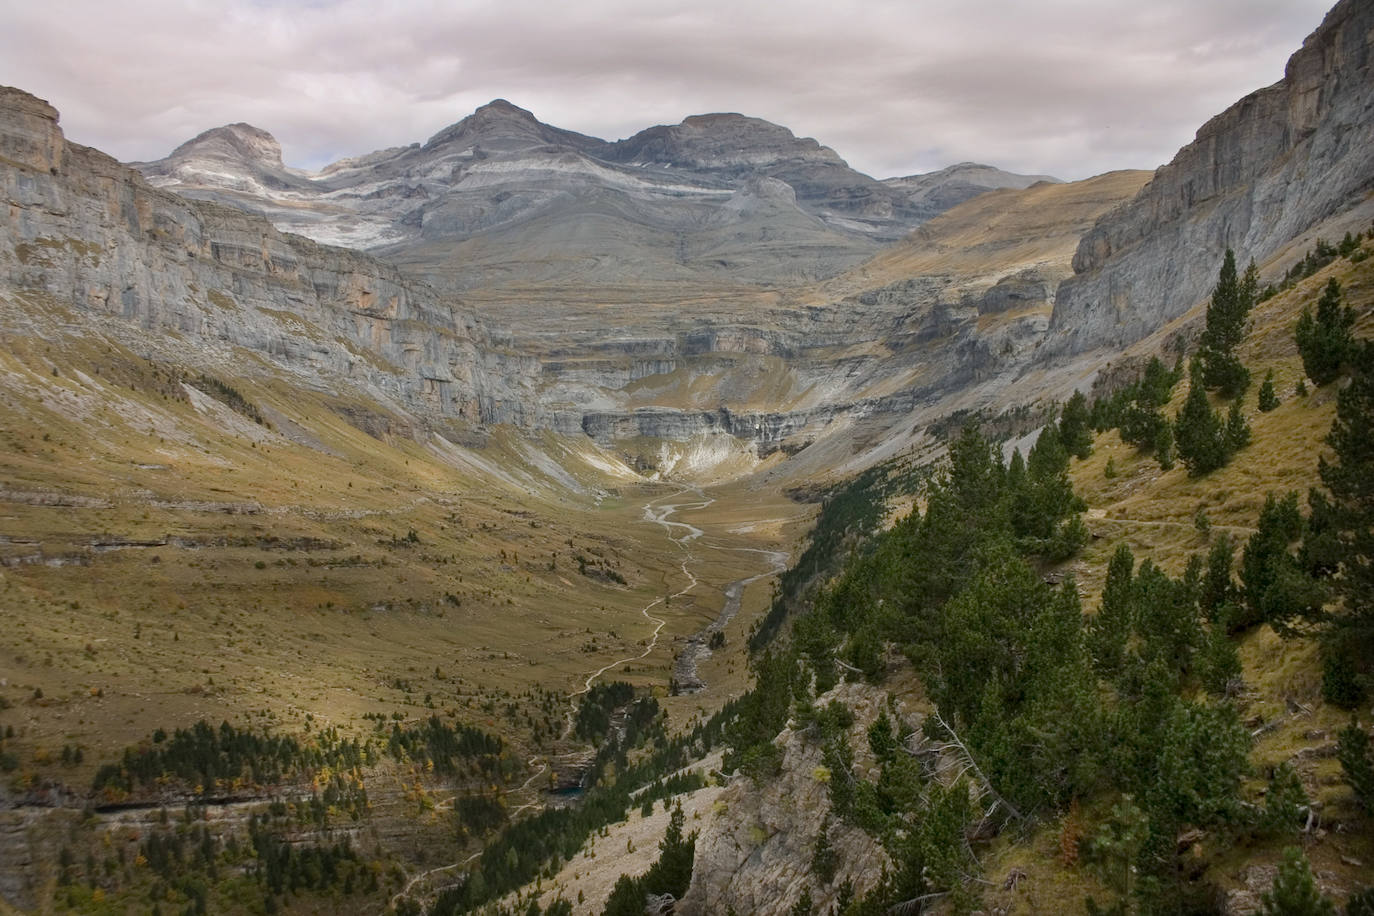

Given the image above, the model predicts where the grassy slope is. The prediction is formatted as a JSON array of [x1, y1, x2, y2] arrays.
[[973, 242, 1374, 912], [0, 292, 803, 830]]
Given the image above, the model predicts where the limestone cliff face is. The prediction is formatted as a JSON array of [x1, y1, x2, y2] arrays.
[[3, 85, 1149, 467], [7, 0, 1368, 475], [1048, 0, 1374, 355], [678, 681, 893, 915], [0, 88, 63, 174], [0, 87, 534, 428]]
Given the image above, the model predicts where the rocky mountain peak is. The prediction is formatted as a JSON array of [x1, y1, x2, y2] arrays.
[[166, 122, 285, 170], [132, 120, 306, 195], [610, 113, 844, 170], [422, 98, 604, 155], [475, 98, 532, 117]]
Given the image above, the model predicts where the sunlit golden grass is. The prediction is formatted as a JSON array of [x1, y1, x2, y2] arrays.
[[0, 316, 806, 794], [1048, 244, 1374, 905]]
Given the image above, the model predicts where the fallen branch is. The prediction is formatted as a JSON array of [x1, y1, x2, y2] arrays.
[[930, 711, 1023, 822]]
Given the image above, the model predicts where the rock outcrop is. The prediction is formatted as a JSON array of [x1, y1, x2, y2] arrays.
[[1, 87, 535, 430], [678, 680, 894, 915], [1048, 0, 1374, 356]]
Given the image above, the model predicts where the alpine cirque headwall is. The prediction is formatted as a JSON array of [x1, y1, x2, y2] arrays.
[[0, 86, 1140, 458], [3, 0, 1371, 464]]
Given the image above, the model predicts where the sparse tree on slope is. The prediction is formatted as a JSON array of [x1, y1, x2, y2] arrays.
[[1259, 370, 1281, 412], [1296, 278, 1356, 386], [1199, 250, 1256, 397], [1260, 847, 1335, 916], [1175, 360, 1227, 474]]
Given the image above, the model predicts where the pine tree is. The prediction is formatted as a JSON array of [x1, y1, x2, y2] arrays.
[[1259, 763, 1309, 839], [1153, 421, 1175, 470], [1140, 355, 1181, 408], [600, 875, 644, 916], [1199, 250, 1254, 397], [1259, 847, 1335, 916], [1259, 371, 1280, 412], [1201, 534, 1237, 620], [1089, 544, 1136, 679], [1317, 341, 1374, 702], [1337, 720, 1374, 816], [1296, 279, 1356, 386], [811, 818, 838, 885], [1175, 361, 1227, 475], [643, 803, 696, 899], [1347, 888, 1374, 916], [1020, 424, 1086, 558], [1224, 398, 1251, 455], [1060, 390, 1094, 459], [1239, 492, 1319, 632]]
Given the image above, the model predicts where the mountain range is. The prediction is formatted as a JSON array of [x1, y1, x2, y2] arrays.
[[2, 0, 1374, 912], [132, 101, 1058, 292]]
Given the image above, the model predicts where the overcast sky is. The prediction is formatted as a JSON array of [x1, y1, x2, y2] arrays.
[[1, 0, 1334, 181]]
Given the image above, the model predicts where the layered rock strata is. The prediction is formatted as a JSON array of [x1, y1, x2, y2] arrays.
[[1049, 0, 1374, 355], [0, 86, 529, 428], [1, 86, 1142, 463]]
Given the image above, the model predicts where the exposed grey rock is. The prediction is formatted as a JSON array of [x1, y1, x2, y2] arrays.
[[979, 268, 1056, 314], [0, 89, 535, 430], [883, 161, 1060, 221], [1048, 0, 1374, 357], [0, 86, 63, 174], [678, 680, 892, 915], [132, 100, 1059, 285]]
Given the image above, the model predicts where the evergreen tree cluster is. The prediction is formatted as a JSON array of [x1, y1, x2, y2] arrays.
[[387, 715, 506, 777], [1260, 229, 1370, 302], [751, 460, 918, 651], [720, 415, 1305, 912], [91, 719, 366, 798], [1236, 492, 1324, 633], [428, 694, 722, 915], [1090, 356, 1182, 464], [572, 681, 637, 743], [247, 816, 367, 904], [1314, 339, 1374, 704], [191, 373, 266, 425], [1174, 358, 1251, 475]]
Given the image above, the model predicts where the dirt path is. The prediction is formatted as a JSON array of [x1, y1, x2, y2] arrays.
[[1086, 508, 1256, 535], [390, 848, 484, 911], [565, 488, 710, 717], [396, 488, 788, 911]]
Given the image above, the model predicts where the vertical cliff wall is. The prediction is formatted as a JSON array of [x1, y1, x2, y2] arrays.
[[1, 86, 542, 428], [1047, 0, 1374, 356]]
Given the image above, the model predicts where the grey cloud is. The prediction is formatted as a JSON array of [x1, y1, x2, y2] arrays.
[[0, 0, 1332, 180]]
